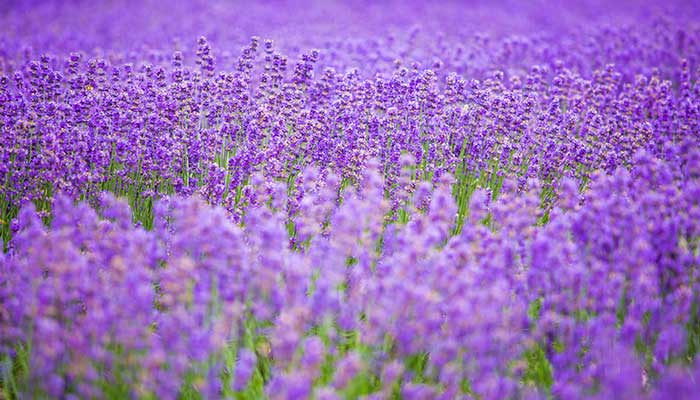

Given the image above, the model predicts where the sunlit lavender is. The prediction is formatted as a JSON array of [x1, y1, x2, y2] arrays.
[[1, 1, 700, 399]]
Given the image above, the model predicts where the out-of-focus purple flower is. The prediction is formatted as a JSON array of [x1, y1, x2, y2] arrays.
[[233, 348, 257, 392]]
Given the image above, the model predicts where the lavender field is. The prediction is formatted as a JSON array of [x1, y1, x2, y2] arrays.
[[1, 1, 700, 398]]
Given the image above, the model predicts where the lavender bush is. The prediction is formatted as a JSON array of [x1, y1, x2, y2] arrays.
[[1, 1, 700, 398]]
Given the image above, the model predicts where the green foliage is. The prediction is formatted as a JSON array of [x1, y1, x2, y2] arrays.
[[0, 343, 30, 400], [528, 297, 543, 322], [686, 301, 700, 361], [405, 352, 430, 383], [522, 345, 554, 392]]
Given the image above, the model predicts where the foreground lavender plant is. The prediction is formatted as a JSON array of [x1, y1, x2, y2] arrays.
[[2, 148, 699, 398]]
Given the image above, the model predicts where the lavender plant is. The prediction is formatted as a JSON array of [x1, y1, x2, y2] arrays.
[[1, 1, 700, 399]]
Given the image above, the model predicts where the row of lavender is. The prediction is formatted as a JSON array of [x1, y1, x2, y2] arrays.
[[1, 3, 699, 227], [2, 150, 700, 398], [2, 33, 699, 239], [1, 0, 700, 399], [3, 1, 699, 82]]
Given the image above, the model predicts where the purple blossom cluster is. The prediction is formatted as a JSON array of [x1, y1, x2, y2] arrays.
[[1, 0, 700, 399], [1, 2, 699, 222], [2, 150, 700, 398]]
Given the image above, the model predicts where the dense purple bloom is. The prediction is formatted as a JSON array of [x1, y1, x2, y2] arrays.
[[232, 348, 256, 392], [1, 0, 700, 398]]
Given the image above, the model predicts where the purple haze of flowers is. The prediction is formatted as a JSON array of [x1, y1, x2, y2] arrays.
[[1, 0, 700, 399]]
